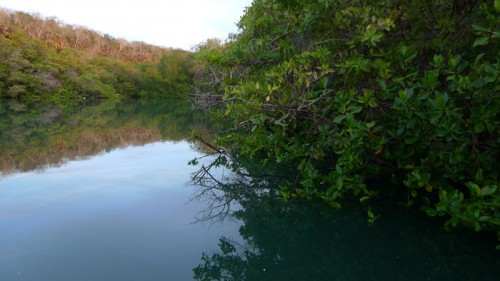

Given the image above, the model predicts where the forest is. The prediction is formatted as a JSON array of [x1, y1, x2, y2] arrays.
[[0, 7, 193, 99], [1, 0, 498, 243]]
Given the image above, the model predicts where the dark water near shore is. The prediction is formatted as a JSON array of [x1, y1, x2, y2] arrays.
[[0, 99, 498, 280]]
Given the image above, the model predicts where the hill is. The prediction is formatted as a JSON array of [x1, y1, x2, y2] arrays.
[[0, 7, 193, 99]]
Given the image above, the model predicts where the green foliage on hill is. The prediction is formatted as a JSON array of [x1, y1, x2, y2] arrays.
[[0, 8, 193, 99], [192, 0, 500, 238]]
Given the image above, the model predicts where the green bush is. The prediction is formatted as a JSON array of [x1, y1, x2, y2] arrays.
[[193, 0, 500, 237]]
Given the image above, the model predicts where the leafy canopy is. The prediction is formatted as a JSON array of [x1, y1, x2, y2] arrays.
[[193, 0, 500, 238]]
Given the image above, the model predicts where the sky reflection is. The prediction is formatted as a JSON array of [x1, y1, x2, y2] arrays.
[[0, 141, 242, 281]]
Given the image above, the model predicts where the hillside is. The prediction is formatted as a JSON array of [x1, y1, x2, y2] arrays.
[[0, 7, 193, 99]]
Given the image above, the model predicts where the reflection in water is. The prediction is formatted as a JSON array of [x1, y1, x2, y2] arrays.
[[0, 141, 241, 281], [190, 154, 500, 281], [0, 98, 206, 177], [0, 98, 232, 280], [1, 98, 498, 280]]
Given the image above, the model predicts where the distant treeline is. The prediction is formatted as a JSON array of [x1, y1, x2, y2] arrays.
[[0, 7, 194, 99]]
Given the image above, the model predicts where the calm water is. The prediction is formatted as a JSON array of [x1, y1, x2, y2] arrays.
[[0, 99, 498, 281]]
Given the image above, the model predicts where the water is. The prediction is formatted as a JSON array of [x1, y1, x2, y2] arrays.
[[190, 154, 500, 281], [0, 99, 498, 281], [0, 142, 241, 281], [0, 99, 240, 280]]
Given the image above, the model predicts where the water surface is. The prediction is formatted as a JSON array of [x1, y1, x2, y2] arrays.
[[0, 99, 498, 281], [0, 99, 239, 280], [1, 141, 241, 281]]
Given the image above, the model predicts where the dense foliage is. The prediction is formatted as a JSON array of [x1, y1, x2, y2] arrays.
[[0, 8, 193, 99], [193, 0, 500, 238]]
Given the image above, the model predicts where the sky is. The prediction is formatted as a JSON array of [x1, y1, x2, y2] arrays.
[[0, 0, 253, 50]]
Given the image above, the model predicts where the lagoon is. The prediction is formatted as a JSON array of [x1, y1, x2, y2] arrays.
[[0, 99, 498, 280]]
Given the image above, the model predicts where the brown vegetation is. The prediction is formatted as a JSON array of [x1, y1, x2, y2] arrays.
[[0, 7, 171, 62]]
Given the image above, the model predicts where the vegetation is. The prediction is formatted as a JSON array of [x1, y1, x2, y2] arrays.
[[0, 7, 193, 99], [0, 0, 497, 245], [192, 0, 500, 239]]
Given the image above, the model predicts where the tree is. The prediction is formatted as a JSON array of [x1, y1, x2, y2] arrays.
[[193, 0, 500, 238]]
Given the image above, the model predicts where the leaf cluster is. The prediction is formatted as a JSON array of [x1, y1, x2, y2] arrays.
[[193, 0, 500, 237]]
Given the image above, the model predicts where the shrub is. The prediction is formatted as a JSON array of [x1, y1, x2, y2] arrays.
[[193, 0, 500, 237]]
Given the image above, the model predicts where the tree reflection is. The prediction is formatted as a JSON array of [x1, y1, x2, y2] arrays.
[[0, 98, 202, 177], [188, 151, 286, 224], [189, 154, 500, 281]]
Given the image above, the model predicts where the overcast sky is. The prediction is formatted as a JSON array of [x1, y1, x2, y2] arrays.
[[0, 0, 252, 50]]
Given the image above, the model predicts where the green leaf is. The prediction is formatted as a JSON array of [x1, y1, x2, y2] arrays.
[[366, 121, 376, 128], [368, 209, 375, 218], [350, 106, 363, 114], [475, 169, 483, 182], [433, 55, 444, 67], [435, 92, 449, 106], [334, 115, 346, 123], [471, 23, 489, 32], [330, 201, 341, 209], [479, 185, 497, 197], [411, 189, 417, 197], [473, 37, 489, 47], [379, 80, 387, 90], [425, 208, 438, 216], [360, 196, 370, 203], [466, 182, 481, 196]]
